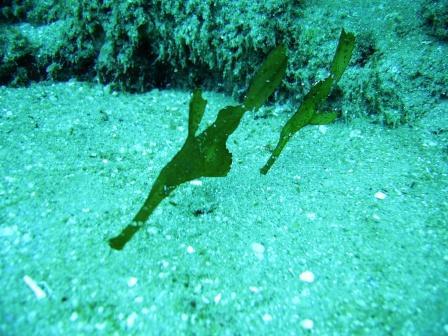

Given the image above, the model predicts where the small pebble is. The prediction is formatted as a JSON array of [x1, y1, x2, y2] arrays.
[[214, 293, 222, 304], [291, 296, 301, 305], [374, 191, 387, 200], [95, 322, 106, 330], [301, 319, 314, 330], [186, 245, 195, 254], [262, 313, 273, 322], [0, 225, 17, 237], [249, 286, 260, 293], [349, 129, 362, 138], [147, 226, 158, 235], [318, 125, 328, 134], [299, 271, 315, 283], [127, 277, 138, 287], [126, 312, 138, 328], [251, 242, 265, 260], [69, 312, 78, 322], [372, 213, 381, 221], [251, 242, 265, 253]]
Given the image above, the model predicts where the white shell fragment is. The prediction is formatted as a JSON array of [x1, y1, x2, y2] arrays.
[[23, 275, 47, 299], [189, 180, 203, 186]]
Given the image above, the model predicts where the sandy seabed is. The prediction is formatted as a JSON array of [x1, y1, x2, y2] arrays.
[[0, 81, 447, 335]]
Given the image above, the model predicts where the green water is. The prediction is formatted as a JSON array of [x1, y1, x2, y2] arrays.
[[1, 0, 447, 335]]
